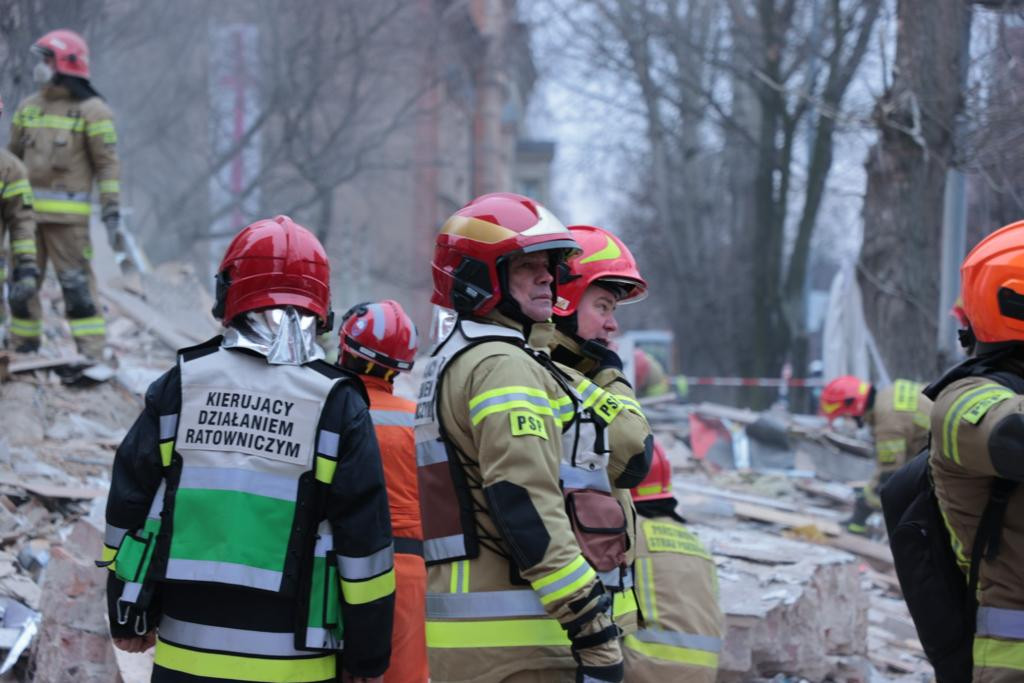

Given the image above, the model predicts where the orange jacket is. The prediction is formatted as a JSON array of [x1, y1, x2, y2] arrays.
[[365, 376, 421, 539]]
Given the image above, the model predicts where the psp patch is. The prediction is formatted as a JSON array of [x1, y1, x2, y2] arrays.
[[510, 411, 548, 440]]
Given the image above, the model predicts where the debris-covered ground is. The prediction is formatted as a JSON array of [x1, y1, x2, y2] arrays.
[[0, 235, 933, 681]]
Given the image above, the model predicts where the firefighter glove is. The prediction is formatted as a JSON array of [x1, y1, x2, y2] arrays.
[[104, 214, 127, 254], [570, 612, 624, 682]]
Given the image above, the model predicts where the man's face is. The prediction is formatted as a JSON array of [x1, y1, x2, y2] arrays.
[[575, 284, 619, 344], [507, 251, 554, 322]]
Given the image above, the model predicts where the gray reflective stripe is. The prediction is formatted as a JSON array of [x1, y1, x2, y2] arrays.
[[159, 414, 178, 440], [424, 534, 465, 562], [577, 382, 599, 403], [637, 558, 656, 618], [426, 590, 547, 618], [305, 627, 343, 650], [34, 189, 90, 201], [370, 409, 415, 427], [178, 466, 298, 502], [977, 606, 1024, 638], [318, 430, 339, 458], [560, 464, 611, 492], [634, 628, 722, 653], [598, 566, 633, 590], [337, 545, 394, 580], [165, 558, 282, 592], [121, 581, 142, 604], [469, 392, 551, 421], [104, 524, 129, 548], [416, 439, 447, 467], [159, 616, 309, 657], [534, 560, 592, 601], [147, 481, 166, 519]]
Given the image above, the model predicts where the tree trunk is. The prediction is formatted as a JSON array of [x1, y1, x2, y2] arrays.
[[858, 0, 971, 380]]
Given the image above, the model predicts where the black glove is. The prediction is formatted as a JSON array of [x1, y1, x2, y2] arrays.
[[8, 262, 39, 310]]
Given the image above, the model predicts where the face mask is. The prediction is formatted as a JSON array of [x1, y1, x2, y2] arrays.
[[33, 62, 54, 85]]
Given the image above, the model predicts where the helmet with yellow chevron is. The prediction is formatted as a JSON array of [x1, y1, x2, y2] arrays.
[[553, 225, 647, 317], [820, 375, 871, 421]]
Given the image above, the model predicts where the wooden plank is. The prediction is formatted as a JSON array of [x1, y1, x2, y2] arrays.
[[0, 473, 105, 500], [732, 501, 844, 536], [673, 481, 844, 519], [8, 354, 89, 374]]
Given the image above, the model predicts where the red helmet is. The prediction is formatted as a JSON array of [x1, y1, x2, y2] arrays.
[[554, 225, 647, 316], [212, 216, 332, 330], [431, 192, 579, 315], [33, 30, 90, 79], [339, 299, 418, 372], [632, 439, 672, 502], [820, 375, 871, 420], [960, 220, 1024, 343]]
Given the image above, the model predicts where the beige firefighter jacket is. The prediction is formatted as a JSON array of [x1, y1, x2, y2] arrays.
[[0, 149, 37, 274], [426, 311, 621, 682], [862, 379, 931, 507], [930, 368, 1024, 681], [8, 85, 119, 225], [623, 514, 724, 681], [550, 329, 654, 637]]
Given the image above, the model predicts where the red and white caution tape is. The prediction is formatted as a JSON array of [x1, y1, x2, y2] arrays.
[[679, 376, 826, 388]]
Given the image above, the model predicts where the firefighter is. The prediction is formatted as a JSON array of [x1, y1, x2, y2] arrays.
[[626, 440, 724, 680], [0, 93, 40, 350], [8, 29, 120, 367], [103, 216, 394, 683], [549, 224, 655, 637], [417, 192, 625, 682], [820, 375, 931, 535], [338, 300, 428, 682], [924, 220, 1024, 681], [633, 349, 670, 398]]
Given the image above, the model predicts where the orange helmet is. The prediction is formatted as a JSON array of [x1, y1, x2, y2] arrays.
[[431, 193, 579, 315], [960, 220, 1024, 343], [212, 216, 332, 331], [33, 30, 90, 79], [631, 439, 672, 502], [553, 225, 647, 316], [820, 375, 871, 420]]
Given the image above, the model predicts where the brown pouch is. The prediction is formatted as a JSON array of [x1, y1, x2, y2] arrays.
[[565, 488, 627, 572]]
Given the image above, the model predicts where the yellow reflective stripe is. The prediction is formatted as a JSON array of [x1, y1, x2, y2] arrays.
[[635, 484, 665, 497], [70, 316, 106, 337], [943, 385, 1013, 464], [341, 567, 395, 605], [314, 455, 336, 484], [11, 239, 36, 255], [17, 114, 85, 131], [938, 498, 969, 573], [426, 618, 570, 648], [86, 119, 116, 139], [98, 179, 120, 194], [892, 380, 922, 412], [623, 634, 719, 669], [159, 442, 174, 468], [9, 318, 42, 337], [154, 639, 335, 682], [471, 399, 553, 425], [101, 544, 117, 572], [2, 179, 33, 202], [876, 438, 906, 465], [34, 198, 92, 215], [470, 385, 549, 407], [642, 557, 658, 621], [531, 555, 596, 606], [974, 636, 1024, 671], [449, 560, 470, 594], [612, 588, 637, 618]]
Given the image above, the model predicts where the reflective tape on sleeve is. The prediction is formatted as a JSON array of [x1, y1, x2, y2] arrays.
[[340, 568, 395, 605], [337, 545, 394, 581], [317, 430, 339, 458], [159, 414, 178, 440], [531, 555, 596, 606], [469, 386, 554, 425]]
